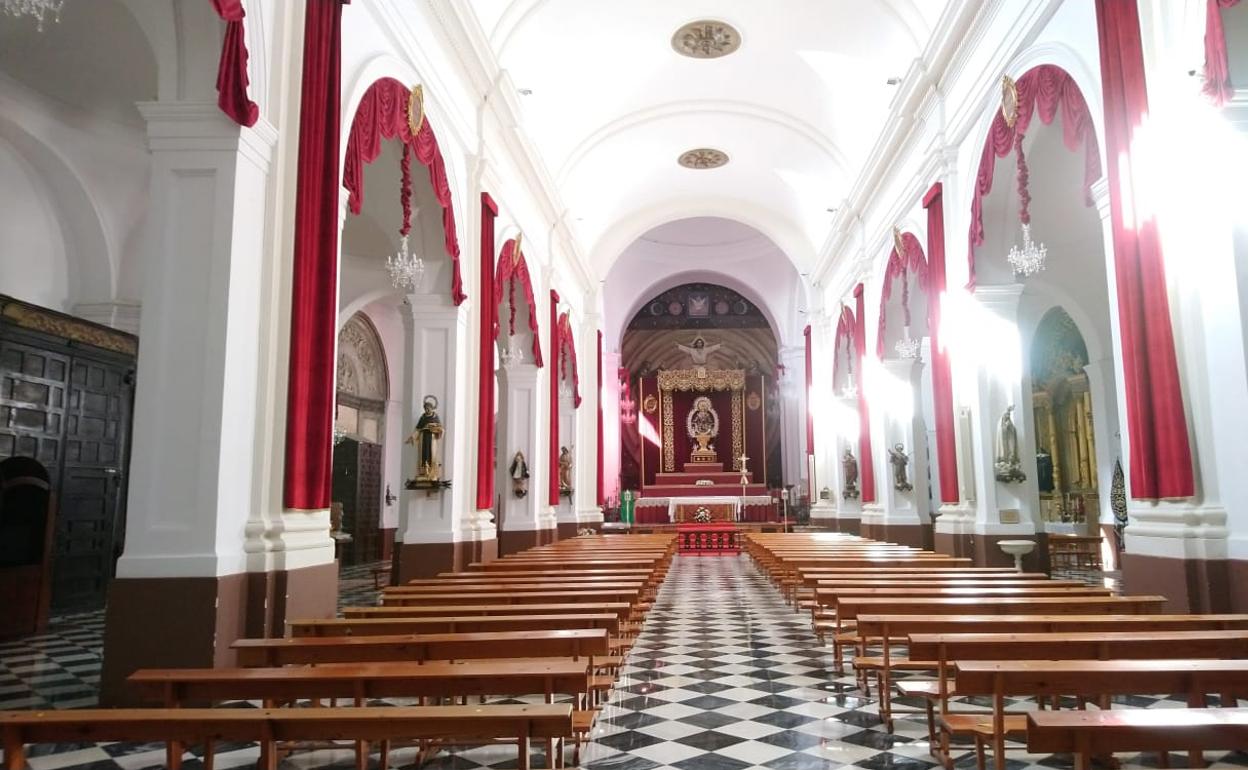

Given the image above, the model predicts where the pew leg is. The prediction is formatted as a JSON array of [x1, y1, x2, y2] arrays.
[[203, 741, 215, 770], [379, 740, 390, 769], [924, 700, 936, 752], [355, 740, 369, 770], [973, 736, 986, 770], [1157, 751, 1170, 768], [258, 740, 277, 770], [167, 740, 183, 770], [518, 737, 531, 770], [3, 728, 26, 770]]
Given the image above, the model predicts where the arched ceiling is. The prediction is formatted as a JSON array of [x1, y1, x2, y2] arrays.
[[465, 0, 952, 274]]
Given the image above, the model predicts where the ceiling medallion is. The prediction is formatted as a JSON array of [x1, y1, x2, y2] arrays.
[[672, 20, 740, 59], [678, 148, 729, 170]]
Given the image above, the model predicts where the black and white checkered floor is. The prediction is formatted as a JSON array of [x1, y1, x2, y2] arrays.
[[1, 556, 1246, 769]]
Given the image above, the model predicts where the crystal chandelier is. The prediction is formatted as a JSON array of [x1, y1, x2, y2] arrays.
[[1007, 222, 1047, 277], [386, 234, 425, 290], [332, 425, 348, 446], [840, 371, 858, 400], [3, 0, 63, 30], [619, 387, 637, 425], [894, 325, 920, 360], [559, 378, 573, 399]]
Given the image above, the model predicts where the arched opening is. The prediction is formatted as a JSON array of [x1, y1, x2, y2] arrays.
[[971, 64, 1123, 560], [331, 312, 389, 567]]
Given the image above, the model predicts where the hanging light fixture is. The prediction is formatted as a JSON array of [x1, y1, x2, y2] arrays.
[[500, 338, 524, 369], [386, 143, 425, 290], [1006, 131, 1047, 277], [892, 266, 920, 360], [894, 326, 920, 360], [3, 0, 63, 31], [619, 373, 637, 425]]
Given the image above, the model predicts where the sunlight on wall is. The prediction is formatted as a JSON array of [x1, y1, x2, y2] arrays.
[[864, 358, 914, 422], [829, 397, 859, 444], [941, 289, 1022, 393]]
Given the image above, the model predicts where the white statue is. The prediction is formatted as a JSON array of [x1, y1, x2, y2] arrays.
[[676, 335, 723, 366]]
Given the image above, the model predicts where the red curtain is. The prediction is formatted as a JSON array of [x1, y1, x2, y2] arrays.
[[209, 0, 259, 127], [668, 389, 735, 469], [596, 330, 605, 507], [803, 325, 814, 457], [558, 313, 582, 408], [966, 65, 1101, 289], [1095, 0, 1196, 499], [876, 231, 928, 358], [1204, 0, 1243, 107], [637, 375, 661, 487], [476, 194, 497, 511], [282, 0, 346, 511], [924, 183, 960, 504], [745, 374, 767, 485], [493, 240, 544, 367], [853, 284, 876, 503], [548, 290, 560, 506], [342, 77, 466, 305]]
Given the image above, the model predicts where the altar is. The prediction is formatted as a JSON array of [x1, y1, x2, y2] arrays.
[[635, 366, 771, 499]]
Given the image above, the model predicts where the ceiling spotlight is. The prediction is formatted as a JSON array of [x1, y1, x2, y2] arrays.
[[518, 88, 533, 96], [886, 77, 902, 86], [826, 207, 838, 213]]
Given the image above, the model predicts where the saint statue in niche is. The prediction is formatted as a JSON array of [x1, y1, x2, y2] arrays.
[[509, 451, 530, 498], [994, 404, 1027, 483], [841, 448, 860, 500], [686, 396, 719, 463], [676, 335, 723, 365], [558, 446, 573, 494], [405, 395, 444, 483], [888, 443, 913, 492]]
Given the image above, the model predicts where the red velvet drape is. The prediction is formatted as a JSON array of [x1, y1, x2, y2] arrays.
[[1095, 0, 1196, 499], [493, 240, 544, 367], [282, 0, 346, 511], [476, 194, 497, 512], [1204, 0, 1244, 107], [876, 231, 928, 358], [669, 389, 735, 469], [548, 290, 560, 506], [745, 374, 768, 485], [557, 313, 582, 408], [924, 183, 960, 505], [596, 330, 605, 507], [803, 325, 814, 457], [209, 0, 259, 127], [853, 284, 876, 503], [966, 65, 1101, 289], [342, 78, 466, 305]]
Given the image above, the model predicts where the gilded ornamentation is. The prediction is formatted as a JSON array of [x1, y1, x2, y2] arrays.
[[1001, 74, 1020, 128], [658, 368, 745, 392], [661, 390, 676, 472], [671, 20, 740, 59], [677, 148, 729, 169], [893, 226, 906, 259], [1, 300, 137, 356], [731, 388, 744, 471], [643, 394, 658, 414], [407, 84, 425, 136]]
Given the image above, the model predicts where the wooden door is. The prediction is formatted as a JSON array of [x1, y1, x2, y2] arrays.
[[0, 340, 70, 479], [353, 441, 382, 564], [55, 359, 131, 609]]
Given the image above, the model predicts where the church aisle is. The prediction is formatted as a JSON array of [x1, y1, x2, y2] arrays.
[[582, 554, 932, 770]]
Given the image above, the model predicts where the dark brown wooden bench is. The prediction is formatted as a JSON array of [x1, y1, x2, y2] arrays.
[[0, 705, 571, 770]]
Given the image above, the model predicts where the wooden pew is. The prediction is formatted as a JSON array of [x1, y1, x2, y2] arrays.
[[1027, 708, 1248, 770], [378, 589, 643, 609], [234, 628, 609, 667], [130, 660, 591, 710], [0, 705, 571, 770], [341, 603, 632, 621], [896, 629, 1248, 741], [288, 613, 620, 638], [949, 659, 1248, 770]]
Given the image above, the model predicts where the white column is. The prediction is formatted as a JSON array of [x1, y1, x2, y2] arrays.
[[574, 316, 604, 530], [397, 294, 493, 548], [118, 103, 293, 579], [778, 345, 807, 494], [809, 311, 837, 524], [495, 363, 553, 535], [863, 357, 929, 531]]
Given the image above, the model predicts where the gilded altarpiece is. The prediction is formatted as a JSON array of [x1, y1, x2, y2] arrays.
[[658, 368, 746, 473]]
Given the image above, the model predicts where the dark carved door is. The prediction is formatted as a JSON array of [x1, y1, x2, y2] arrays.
[[56, 359, 131, 609], [0, 333, 133, 611], [353, 441, 382, 564]]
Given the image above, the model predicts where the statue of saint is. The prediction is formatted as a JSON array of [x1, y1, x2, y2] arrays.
[[558, 446, 573, 493], [330, 501, 345, 534], [509, 451, 530, 498], [686, 396, 719, 462], [405, 395, 444, 482], [841, 448, 860, 500], [888, 443, 913, 492], [994, 404, 1027, 483], [676, 335, 723, 365]]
